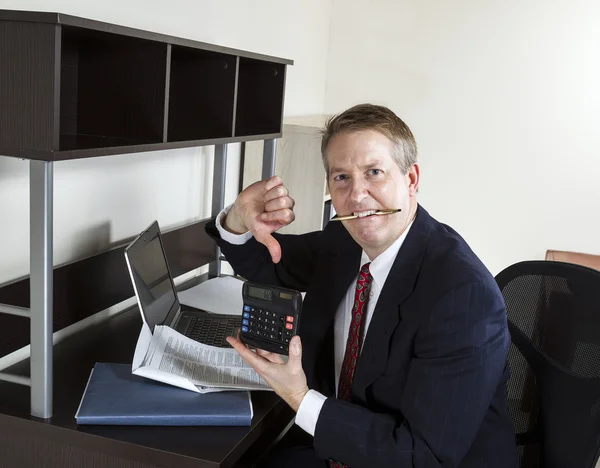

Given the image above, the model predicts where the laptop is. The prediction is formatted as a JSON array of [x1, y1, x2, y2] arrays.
[[124, 220, 239, 348]]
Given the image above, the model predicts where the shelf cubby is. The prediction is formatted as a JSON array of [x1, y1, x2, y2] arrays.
[[235, 57, 286, 137], [59, 26, 167, 151], [167, 46, 236, 142]]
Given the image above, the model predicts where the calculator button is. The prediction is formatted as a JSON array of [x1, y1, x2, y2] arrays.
[[242, 326, 248, 333], [244, 305, 251, 312], [286, 316, 294, 323], [285, 323, 293, 330], [242, 319, 249, 325], [243, 312, 250, 318]]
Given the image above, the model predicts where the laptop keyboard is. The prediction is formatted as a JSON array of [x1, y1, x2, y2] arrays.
[[185, 315, 237, 347]]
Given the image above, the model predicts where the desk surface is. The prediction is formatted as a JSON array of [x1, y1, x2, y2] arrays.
[[0, 307, 293, 468]]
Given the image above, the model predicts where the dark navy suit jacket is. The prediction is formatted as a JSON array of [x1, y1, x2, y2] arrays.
[[206, 205, 518, 467]]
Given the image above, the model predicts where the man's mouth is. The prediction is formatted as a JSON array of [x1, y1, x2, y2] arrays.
[[330, 209, 401, 222], [352, 209, 378, 218]]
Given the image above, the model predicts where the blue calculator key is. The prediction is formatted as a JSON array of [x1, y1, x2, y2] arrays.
[[242, 326, 248, 333], [242, 319, 249, 325], [243, 305, 251, 312], [243, 312, 250, 318]]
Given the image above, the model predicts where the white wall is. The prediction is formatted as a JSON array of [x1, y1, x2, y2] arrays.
[[0, 0, 332, 286], [325, 0, 600, 275]]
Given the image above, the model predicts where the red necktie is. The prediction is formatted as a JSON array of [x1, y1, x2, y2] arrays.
[[330, 262, 372, 468]]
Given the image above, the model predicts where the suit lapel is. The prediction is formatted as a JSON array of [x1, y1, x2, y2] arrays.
[[352, 205, 434, 400]]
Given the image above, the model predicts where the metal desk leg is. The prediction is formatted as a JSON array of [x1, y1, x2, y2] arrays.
[[209, 144, 228, 278], [262, 139, 277, 180], [29, 160, 53, 419]]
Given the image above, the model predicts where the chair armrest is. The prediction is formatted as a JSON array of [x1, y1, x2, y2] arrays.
[[545, 249, 600, 271]]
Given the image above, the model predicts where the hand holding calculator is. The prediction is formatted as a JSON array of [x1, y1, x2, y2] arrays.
[[240, 282, 302, 355]]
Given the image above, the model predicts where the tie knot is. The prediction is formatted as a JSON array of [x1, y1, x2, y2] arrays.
[[359, 262, 372, 285]]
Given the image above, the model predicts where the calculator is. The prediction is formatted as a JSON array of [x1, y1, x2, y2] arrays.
[[240, 281, 303, 355]]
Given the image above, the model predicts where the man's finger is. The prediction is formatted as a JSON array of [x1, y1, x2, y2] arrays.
[[264, 196, 294, 213], [260, 208, 295, 225], [263, 175, 283, 193], [256, 348, 286, 364], [226, 337, 269, 371], [264, 184, 288, 203]]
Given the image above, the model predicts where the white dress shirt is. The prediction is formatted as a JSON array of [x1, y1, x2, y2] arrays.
[[215, 206, 413, 436]]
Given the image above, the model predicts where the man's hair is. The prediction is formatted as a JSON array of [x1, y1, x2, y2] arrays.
[[321, 103, 418, 175]]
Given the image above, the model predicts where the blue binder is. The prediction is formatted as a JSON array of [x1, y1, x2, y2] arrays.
[[75, 362, 253, 426]]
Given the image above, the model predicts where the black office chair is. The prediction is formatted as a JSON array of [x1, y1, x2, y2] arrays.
[[495, 260, 600, 468]]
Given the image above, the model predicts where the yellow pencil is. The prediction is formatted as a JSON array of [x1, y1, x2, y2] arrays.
[[330, 209, 401, 221]]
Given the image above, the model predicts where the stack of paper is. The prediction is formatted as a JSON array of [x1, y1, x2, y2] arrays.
[[132, 276, 272, 394]]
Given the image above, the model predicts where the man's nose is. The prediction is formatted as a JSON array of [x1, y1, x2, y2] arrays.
[[349, 179, 369, 204]]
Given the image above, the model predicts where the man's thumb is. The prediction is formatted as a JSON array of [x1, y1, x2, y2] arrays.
[[256, 232, 282, 264], [288, 336, 302, 368]]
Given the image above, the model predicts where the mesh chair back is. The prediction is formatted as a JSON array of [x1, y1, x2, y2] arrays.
[[496, 261, 600, 468]]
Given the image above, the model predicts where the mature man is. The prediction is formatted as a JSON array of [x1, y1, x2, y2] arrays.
[[206, 104, 518, 467]]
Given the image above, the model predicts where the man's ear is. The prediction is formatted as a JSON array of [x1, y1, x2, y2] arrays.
[[407, 163, 420, 196]]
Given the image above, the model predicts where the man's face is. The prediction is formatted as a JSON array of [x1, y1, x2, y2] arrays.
[[326, 130, 419, 260]]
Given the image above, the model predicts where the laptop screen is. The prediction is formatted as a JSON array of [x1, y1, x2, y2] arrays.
[[125, 221, 178, 330]]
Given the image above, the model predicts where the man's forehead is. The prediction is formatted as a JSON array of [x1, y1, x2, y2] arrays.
[[328, 148, 394, 173]]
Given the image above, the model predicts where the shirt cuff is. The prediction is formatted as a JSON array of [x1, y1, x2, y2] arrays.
[[215, 204, 253, 245], [295, 390, 327, 436]]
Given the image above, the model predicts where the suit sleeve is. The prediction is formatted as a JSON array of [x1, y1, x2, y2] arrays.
[[205, 217, 322, 292], [313, 279, 511, 468]]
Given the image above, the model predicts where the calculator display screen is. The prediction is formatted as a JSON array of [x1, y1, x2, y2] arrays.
[[248, 285, 273, 301], [279, 292, 293, 300]]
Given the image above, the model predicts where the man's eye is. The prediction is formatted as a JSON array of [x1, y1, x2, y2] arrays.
[[333, 174, 348, 181], [368, 169, 382, 176]]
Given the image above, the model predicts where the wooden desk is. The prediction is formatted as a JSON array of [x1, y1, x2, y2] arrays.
[[0, 308, 294, 468]]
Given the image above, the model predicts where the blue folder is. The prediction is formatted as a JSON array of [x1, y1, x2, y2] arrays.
[[75, 362, 253, 426]]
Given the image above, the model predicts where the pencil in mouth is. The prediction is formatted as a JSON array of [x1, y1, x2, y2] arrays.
[[330, 209, 401, 221]]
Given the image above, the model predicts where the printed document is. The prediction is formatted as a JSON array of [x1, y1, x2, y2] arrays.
[[135, 324, 270, 393], [132, 276, 273, 394]]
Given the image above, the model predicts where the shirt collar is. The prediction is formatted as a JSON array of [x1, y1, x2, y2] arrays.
[[360, 219, 415, 287]]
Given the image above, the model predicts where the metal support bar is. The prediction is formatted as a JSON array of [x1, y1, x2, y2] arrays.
[[0, 372, 31, 387], [209, 144, 228, 278], [0, 303, 31, 318], [29, 160, 53, 419], [261, 139, 277, 180]]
